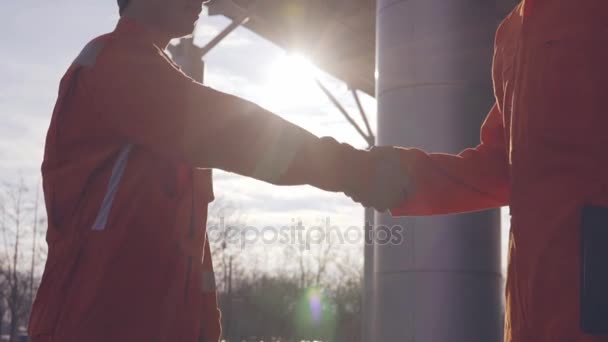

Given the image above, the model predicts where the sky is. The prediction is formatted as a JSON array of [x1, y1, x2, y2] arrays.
[[0, 0, 510, 276]]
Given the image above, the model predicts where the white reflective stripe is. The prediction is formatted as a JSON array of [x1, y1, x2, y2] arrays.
[[251, 130, 302, 183], [201, 271, 216, 293], [92, 144, 134, 231]]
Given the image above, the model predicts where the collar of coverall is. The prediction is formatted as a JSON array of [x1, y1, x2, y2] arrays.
[[115, 17, 172, 48], [522, 0, 535, 17]]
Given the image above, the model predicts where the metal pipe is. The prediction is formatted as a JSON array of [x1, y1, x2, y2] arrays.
[[372, 0, 503, 341], [361, 207, 375, 342]]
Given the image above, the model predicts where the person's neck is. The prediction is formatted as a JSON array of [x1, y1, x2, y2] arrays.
[[121, 10, 172, 47]]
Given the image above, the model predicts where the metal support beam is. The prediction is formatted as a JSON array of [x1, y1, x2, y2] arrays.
[[315, 79, 371, 146], [168, 9, 251, 82], [351, 88, 375, 147], [200, 13, 251, 57]]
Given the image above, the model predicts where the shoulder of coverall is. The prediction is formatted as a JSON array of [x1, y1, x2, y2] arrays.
[[73, 17, 170, 71], [494, 2, 522, 47]]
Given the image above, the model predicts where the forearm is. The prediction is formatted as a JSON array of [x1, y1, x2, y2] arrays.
[[94, 44, 371, 194], [391, 104, 510, 216], [184, 99, 371, 193], [392, 147, 509, 216]]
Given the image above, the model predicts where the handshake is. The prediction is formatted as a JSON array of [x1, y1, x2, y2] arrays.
[[166, 37, 409, 213], [338, 145, 410, 213], [246, 134, 410, 213], [283, 138, 410, 213]]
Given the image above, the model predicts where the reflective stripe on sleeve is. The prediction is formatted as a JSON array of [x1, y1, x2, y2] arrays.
[[92, 144, 133, 231]]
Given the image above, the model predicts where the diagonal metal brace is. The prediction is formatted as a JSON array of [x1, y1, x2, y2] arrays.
[[315, 79, 373, 146], [199, 12, 252, 57], [351, 88, 375, 147]]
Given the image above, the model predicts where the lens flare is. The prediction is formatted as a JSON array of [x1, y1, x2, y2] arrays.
[[308, 288, 323, 323], [294, 287, 338, 341]]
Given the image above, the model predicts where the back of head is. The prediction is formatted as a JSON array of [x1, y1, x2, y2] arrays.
[[116, 0, 204, 38], [117, 0, 129, 15]]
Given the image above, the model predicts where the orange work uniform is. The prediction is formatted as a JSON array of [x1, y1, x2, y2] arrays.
[[29, 18, 372, 342], [393, 1, 608, 341]]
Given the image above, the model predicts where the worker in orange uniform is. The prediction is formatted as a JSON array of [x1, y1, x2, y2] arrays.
[[168, 35, 221, 342], [27, 0, 409, 341], [369, 1, 608, 341]]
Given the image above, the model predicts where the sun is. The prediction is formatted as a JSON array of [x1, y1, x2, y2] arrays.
[[275, 54, 315, 80], [260, 53, 325, 110]]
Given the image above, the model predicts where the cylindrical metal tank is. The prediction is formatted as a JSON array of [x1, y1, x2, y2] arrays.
[[373, 1, 504, 341]]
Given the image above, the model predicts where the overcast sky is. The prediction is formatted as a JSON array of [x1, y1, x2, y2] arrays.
[[0, 0, 509, 275]]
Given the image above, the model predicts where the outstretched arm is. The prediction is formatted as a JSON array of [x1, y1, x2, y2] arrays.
[[391, 104, 510, 216], [89, 40, 404, 210]]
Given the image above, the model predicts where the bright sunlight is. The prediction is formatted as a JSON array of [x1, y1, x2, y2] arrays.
[[260, 53, 326, 110]]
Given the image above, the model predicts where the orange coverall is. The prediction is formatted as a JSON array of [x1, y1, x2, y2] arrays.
[[29, 18, 373, 341], [392, 1, 608, 341]]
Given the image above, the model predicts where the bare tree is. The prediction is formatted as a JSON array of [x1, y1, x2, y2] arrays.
[[29, 181, 41, 300], [207, 198, 247, 291], [281, 217, 339, 289], [204, 200, 364, 341], [0, 179, 45, 341], [0, 252, 7, 337], [1, 180, 27, 341], [313, 218, 339, 286]]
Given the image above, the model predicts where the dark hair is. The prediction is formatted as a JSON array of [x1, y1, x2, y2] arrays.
[[117, 0, 129, 15]]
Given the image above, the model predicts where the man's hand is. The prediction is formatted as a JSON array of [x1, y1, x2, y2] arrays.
[[345, 146, 410, 213]]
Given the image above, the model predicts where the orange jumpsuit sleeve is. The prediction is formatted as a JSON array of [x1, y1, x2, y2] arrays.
[[90, 41, 369, 193], [392, 104, 510, 216], [200, 234, 221, 342]]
